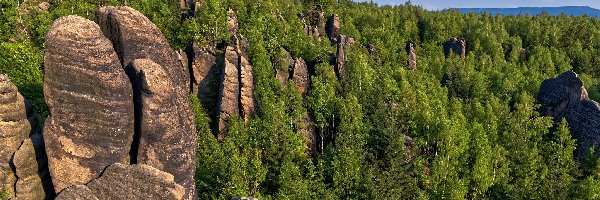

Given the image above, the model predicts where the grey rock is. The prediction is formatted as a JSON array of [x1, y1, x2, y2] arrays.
[[326, 14, 340, 43], [538, 71, 600, 159], [43, 15, 134, 193], [443, 37, 466, 59], [190, 43, 218, 107]]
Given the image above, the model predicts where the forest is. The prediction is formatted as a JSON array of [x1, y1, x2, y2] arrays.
[[3, 0, 600, 199]]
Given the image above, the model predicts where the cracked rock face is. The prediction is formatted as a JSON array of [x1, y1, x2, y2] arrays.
[[126, 59, 196, 199], [43, 15, 135, 193], [275, 50, 294, 86], [95, 7, 196, 198], [55, 164, 185, 200], [0, 75, 33, 198], [190, 43, 218, 105], [240, 55, 256, 120], [538, 71, 600, 159], [326, 14, 340, 43], [13, 134, 55, 199], [217, 46, 240, 142]]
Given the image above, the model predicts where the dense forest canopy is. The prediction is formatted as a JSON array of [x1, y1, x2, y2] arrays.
[[3, 0, 600, 199]]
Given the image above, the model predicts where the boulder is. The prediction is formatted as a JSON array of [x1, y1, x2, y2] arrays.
[[239, 55, 256, 120], [217, 46, 240, 141], [55, 164, 185, 200], [406, 42, 417, 70], [43, 15, 135, 193], [326, 14, 340, 43], [537, 71, 600, 159], [443, 37, 466, 59], [38, 2, 50, 11], [0, 75, 33, 198], [125, 59, 197, 199], [13, 134, 55, 199]]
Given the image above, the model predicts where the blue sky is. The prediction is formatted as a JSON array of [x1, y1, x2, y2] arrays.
[[354, 0, 600, 10]]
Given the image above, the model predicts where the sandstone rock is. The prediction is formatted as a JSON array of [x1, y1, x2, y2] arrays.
[[326, 14, 340, 43], [240, 55, 256, 120], [95, 8, 196, 197], [13, 134, 54, 199], [95, 6, 190, 95], [406, 41, 417, 70], [537, 71, 600, 159], [335, 35, 347, 81], [228, 9, 238, 37], [177, 49, 188, 73], [43, 15, 135, 193], [217, 46, 240, 142], [190, 43, 218, 103], [125, 59, 196, 199], [443, 37, 466, 59], [0, 75, 32, 198], [292, 58, 310, 99], [55, 164, 185, 200]]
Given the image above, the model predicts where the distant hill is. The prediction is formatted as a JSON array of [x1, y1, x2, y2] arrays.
[[456, 6, 600, 17]]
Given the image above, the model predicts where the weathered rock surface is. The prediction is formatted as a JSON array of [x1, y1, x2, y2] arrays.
[[326, 14, 340, 43], [43, 15, 134, 193], [55, 163, 185, 200], [228, 8, 238, 37], [13, 134, 55, 199], [538, 71, 600, 159], [217, 46, 240, 141], [95, 6, 190, 95], [292, 58, 310, 98], [316, 11, 326, 38], [406, 42, 417, 70], [334, 35, 347, 81], [0, 75, 33, 198], [125, 59, 196, 199], [190, 43, 218, 103], [240, 55, 256, 120], [96, 8, 196, 197], [443, 37, 466, 59]]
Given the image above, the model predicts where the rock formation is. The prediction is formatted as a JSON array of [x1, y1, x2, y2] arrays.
[[406, 41, 417, 70], [291, 58, 316, 154], [190, 43, 218, 104], [326, 14, 340, 43], [55, 163, 185, 200], [125, 59, 197, 199], [537, 71, 600, 159], [217, 46, 241, 141], [334, 34, 347, 81], [443, 37, 466, 59], [316, 11, 326, 39], [95, 6, 196, 198], [0, 75, 51, 199], [240, 55, 256, 120], [228, 8, 238, 37], [43, 15, 135, 193], [13, 134, 54, 199]]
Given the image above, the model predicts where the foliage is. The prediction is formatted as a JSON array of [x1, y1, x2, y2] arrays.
[[5, 0, 600, 199]]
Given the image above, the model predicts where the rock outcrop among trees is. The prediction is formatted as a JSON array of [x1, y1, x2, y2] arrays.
[[538, 71, 600, 159], [444, 37, 466, 58], [43, 15, 135, 193]]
